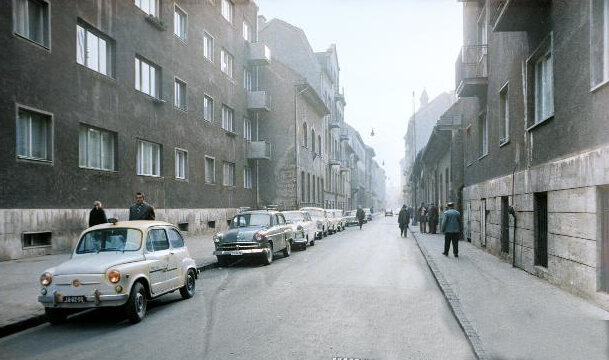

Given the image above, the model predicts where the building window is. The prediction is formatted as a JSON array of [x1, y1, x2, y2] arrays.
[[243, 20, 252, 42], [79, 125, 116, 171], [591, 0, 609, 88], [17, 107, 52, 162], [243, 118, 252, 141], [205, 156, 216, 184], [221, 0, 233, 24], [301, 171, 305, 201], [311, 129, 316, 154], [244, 68, 253, 91], [244, 167, 252, 189], [22, 231, 52, 248], [318, 135, 322, 155], [174, 5, 187, 42], [174, 78, 187, 110], [14, 0, 50, 48], [135, 56, 161, 98], [499, 83, 509, 144], [534, 49, 554, 123], [136, 139, 161, 176], [135, 0, 158, 16], [203, 95, 213, 122], [77, 23, 113, 77], [221, 49, 233, 78], [175, 148, 187, 180], [303, 123, 308, 148], [203, 32, 214, 61], [222, 105, 234, 132], [465, 125, 472, 164], [478, 112, 488, 157], [223, 161, 235, 186]]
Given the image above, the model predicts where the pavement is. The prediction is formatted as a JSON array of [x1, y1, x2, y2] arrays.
[[1, 222, 609, 360]]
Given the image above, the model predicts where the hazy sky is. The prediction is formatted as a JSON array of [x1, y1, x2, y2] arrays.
[[255, 0, 463, 201]]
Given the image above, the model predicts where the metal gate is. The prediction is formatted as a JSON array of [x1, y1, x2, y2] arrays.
[[534, 192, 548, 268]]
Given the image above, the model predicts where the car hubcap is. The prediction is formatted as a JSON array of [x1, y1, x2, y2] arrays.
[[135, 292, 145, 316], [187, 273, 195, 292]]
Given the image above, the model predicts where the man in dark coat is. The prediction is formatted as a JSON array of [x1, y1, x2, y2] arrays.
[[418, 202, 428, 233], [441, 202, 462, 257], [356, 205, 365, 230], [129, 192, 156, 220], [88, 201, 108, 227], [398, 205, 411, 237], [429, 203, 439, 234]]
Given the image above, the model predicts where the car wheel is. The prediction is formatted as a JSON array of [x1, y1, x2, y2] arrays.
[[45, 308, 69, 325], [302, 236, 308, 250], [217, 255, 231, 267], [262, 242, 273, 265], [323, 227, 327, 237], [282, 240, 291, 257], [179, 269, 196, 299], [125, 282, 147, 324]]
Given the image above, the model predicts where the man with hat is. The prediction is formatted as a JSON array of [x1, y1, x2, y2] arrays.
[[441, 202, 461, 257]]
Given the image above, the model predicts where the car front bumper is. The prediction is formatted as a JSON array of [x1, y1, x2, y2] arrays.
[[38, 290, 129, 308], [214, 248, 268, 256]]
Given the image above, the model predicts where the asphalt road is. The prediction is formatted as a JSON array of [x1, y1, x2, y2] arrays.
[[0, 217, 474, 360]]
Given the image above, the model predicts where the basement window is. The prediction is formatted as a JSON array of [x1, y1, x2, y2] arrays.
[[22, 231, 52, 248], [207, 221, 216, 229]]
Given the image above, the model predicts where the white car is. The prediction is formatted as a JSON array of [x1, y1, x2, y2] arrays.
[[38, 220, 198, 324], [300, 207, 330, 239], [282, 210, 317, 250], [327, 209, 344, 233]]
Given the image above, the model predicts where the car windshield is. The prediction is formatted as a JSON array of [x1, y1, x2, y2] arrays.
[[76, 228, 142, 253], [305, 209, 324, 217], [282, 212, 302, 222], [231, 213, 271, 228], [345, 211, 354, 216]]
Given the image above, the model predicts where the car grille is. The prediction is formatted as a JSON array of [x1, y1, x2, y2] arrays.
[[216, 242, 260, 251]]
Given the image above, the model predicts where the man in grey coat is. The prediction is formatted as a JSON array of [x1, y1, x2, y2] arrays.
[[441, 202, 461, 257], [129, 192, 155, 221]]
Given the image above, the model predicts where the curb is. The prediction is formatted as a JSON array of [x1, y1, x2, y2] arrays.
[[410, 229, 492, 360]]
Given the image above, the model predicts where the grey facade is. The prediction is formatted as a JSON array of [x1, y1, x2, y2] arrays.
[[0, 0, 268, 259]]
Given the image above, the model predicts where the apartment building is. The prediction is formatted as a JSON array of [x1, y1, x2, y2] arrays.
[[0, 0, 270, 259]]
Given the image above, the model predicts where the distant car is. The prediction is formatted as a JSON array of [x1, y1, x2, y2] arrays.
[[282, 210, 316, 250], [385, 209, 393, 216], [364, 208, 372, 221], [300, 207, 330, 239], [328, 209, 345, 232], [344, 210, 359, 227], [38, 220, 198, 325], [213, 210, 294, 266]]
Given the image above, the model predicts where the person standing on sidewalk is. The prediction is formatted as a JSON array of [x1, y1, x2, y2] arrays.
[[129, 192, 156, 220], [356, 205, 365, 230], [429, 203, 439, 234], [418, 202, 428, 233], [398, 205, 410, 237], [441, 202, 462, 257], [88, 201, 108, 227]]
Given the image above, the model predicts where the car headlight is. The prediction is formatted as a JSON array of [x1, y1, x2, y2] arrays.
[[40, 272, 52, 286], [254, 231, 266, 241], [213, 233, 223, 243], [107, 270, 121, 284], [297, 225, 303, 231]]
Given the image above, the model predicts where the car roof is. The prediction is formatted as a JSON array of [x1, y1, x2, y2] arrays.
[[237, 210, 277, 215], [87, 220, 175, 231]]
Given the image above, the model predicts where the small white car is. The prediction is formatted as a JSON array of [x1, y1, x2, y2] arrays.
[[38, 220, 198, 324], [282, 210, 317, 249], [327, 209, 345, 233], [300, 207, 330, 239]]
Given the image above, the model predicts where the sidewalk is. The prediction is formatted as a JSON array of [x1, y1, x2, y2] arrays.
[[410, 226, 609, 360], [0, 233, 217, 338]]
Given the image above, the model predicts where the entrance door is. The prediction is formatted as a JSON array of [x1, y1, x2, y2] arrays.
[[480, 199, 487, 246], [602, 189, 609, 291], [465, 201, 472, 242], [501, 197, 509, 253]]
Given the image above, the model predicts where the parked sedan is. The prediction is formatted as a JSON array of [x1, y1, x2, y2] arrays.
[[300, 207, 330, 239], [282, 210, 317, 250], [38, 220, 198, 325], [213, 210, 294, 266]]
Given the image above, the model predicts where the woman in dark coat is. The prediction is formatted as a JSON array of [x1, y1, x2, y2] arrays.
[[429, 203, 439, 234], [398, 205, 411, 237], [89, 201, 108, 227]]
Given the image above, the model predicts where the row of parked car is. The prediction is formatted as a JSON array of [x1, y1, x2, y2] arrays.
[[36, 207, 364, 326]]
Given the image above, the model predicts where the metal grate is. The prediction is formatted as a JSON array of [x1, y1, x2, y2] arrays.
[[534, 192, 548, 267]]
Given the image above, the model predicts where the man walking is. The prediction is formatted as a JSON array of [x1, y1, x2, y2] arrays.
[[356, 205, 365, 230], [129, 192, 156, 220], [398, 205, 410, 237], [441, 202, 461, 257]]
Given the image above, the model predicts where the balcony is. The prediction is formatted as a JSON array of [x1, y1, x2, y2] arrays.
[[340, 129, 350, 142], [247, 141, 271, 160], [329, 158, 341, 167], [248, 91, 271, 112], [455, 45, 488, 98], [491, 0, 550, 32], [329, 119, 340, 129], [249, 42, 271, 66]]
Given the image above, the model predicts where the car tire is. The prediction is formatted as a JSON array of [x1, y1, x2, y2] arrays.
[[262, 242, 273, 265], [323, 227, 327, 237], [179, 269, 196, 299], [45, 308, 69, 325], [302, 236, 308, 251], [125, 282, 147, 324], [310, 238, 315, 246], [283, 240, 291, 257]]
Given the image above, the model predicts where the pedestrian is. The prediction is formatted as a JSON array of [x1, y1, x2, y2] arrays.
[[129, 192, 156, 220], [88, 201, 108, 227], [356, 205, 365, 230], [429, 203, 439, 234], [418, 202, 428, 233], [398, 204, 411, 237], [441, 202, 462, 257]]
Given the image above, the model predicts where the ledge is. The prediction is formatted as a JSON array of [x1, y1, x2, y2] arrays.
[[526, 115, 554, 132], [145, 14, 167, 31]]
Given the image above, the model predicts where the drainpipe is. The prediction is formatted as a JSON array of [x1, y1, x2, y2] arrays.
[[510, 163, 517, 268]]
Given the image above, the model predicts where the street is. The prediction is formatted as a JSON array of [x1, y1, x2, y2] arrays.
[[0, 217, 474, 360]]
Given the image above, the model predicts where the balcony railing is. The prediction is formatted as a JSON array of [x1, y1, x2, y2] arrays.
[[249, 42, 271, 66], [248, 91, 271, 112], [247, 141, 271, 160], [455, 45, 488, 98]]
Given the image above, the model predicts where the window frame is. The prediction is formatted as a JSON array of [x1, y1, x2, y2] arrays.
[[499, 82, 509, 146], [135, 0, 158, 17], [244, 166, 252, 189], [76, 21, 114, 77], [203, 31, 214, 62], [223, 161, 236, 187], [243, 117, 252, 141], [203, 94, 214, 122], [135, 55, 161, 99], [79, 124, 117, 171], [174, 76, 187, 111], [243, 19, 252, 42], [221, 49, 234, 78], [15, 104, 53, 163], [478, 111, 488, 159], [222, 104, 235, 133], [590, 0, 609, 90], [205, 156, 216, 184], [175, 148, 188, 180], [221, 0, 234, 24], [136, 139, 161, 177], [13, 0, 51, 49], [526, 33, 554, 130], [174, 4, 188, 43]]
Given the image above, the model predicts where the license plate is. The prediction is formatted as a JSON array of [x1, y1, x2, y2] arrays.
[[230, 250, 242, 256], [63, 296, 86, 303]]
